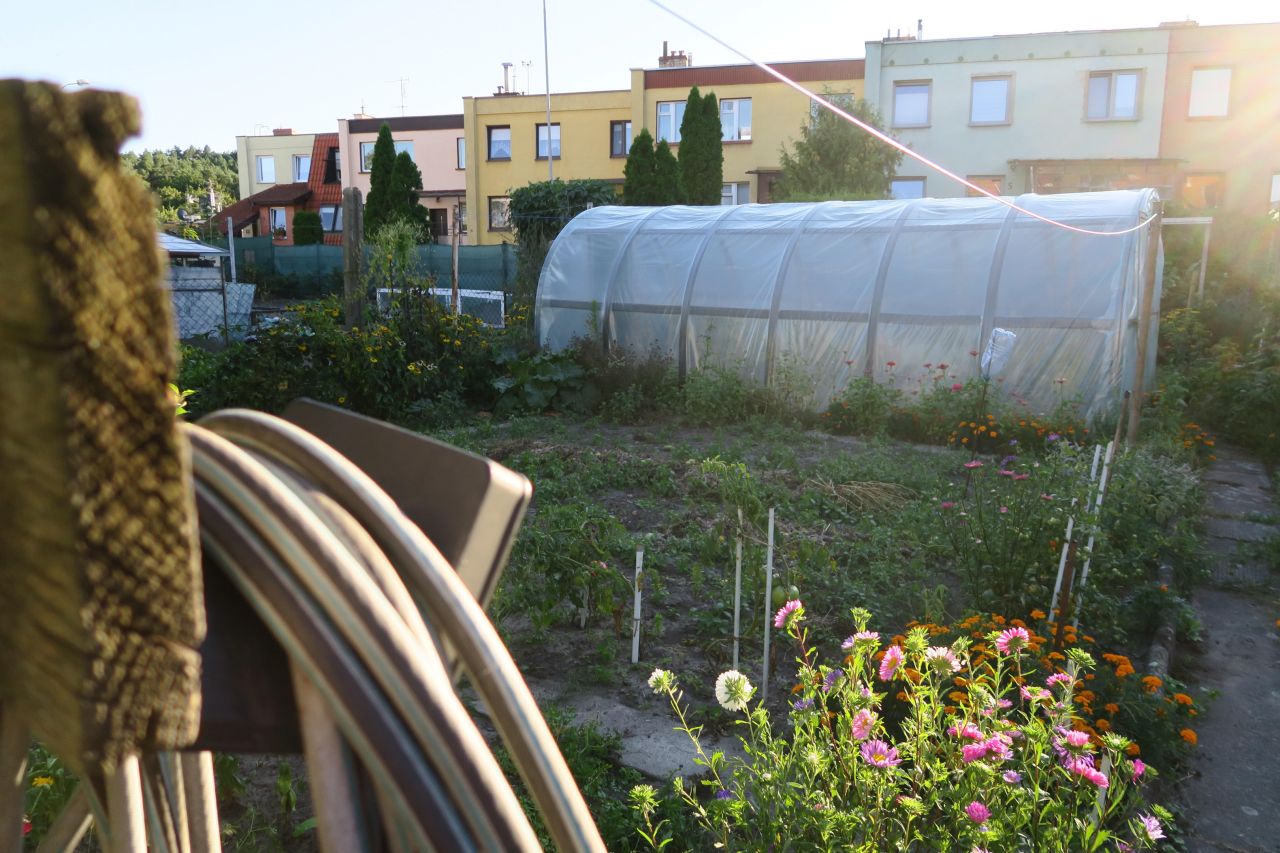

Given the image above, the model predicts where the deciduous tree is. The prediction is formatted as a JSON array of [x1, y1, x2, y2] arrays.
[[774, 97, 902, 201]]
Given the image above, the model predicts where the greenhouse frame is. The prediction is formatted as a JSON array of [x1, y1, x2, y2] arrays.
[[535, 190, 1163, 421]]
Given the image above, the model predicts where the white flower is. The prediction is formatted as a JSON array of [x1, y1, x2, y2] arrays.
[[715, 669, 755, 712], [648, 668, 673, 694]]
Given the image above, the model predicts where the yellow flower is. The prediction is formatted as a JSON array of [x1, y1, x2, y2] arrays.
[[32, 776, 54, 788]]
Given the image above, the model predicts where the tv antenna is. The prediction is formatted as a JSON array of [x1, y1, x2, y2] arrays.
[[521, 60, 532, 95], [388, 77, 409, 116]]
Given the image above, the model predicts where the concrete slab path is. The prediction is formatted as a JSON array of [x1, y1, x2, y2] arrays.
[[1178, 445, 1280, 853]]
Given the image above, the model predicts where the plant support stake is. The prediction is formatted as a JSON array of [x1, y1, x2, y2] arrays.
[[761, 508, 775, 704], [732, 507, 743, 672], [631, 549, 644, 664], [1073, 440, 1117, 629], [1048, 443, 1102, 618]]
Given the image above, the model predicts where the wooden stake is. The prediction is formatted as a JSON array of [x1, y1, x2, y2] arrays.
[[0, 706, 28, 853], [1073, 441, 1117, 629], [631, 549, 644, 664], [761, 508, 775, 704], [342, 186, 365, 328], [733, 511, 743, 672]]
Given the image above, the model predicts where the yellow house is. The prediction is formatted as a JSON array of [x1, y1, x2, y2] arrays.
[[631, 59, 866, 203], [462, 90, 631, 245], [234, 129, 317, 199]]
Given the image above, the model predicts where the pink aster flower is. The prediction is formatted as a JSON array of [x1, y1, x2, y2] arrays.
[[773, 599, 802, 629], [963, 460, 983, 469], [948, 722, 983, 740], [994, 626, 1030, 655], [850, 709, 876, 741], [1132, 759, 1146, 779], [951, 383, 964, 392], [1002, 770, 1022, 784], [843, 630, 880, 650], [940, 500, 957, 509], [1012, 472, 1029, 480], [965, 801, 990, 824], [1138, 813, 1164, 842], [1080, 766, 1109, 788], [984, 735, 1013, 761], [1046, 672, 1073, 688], [962, 743, 988, 763], [998, 468, 1015, 477], [860, 739, 902, 769], [925, 646, 962, 673], [1058, 728, 1091, 749], [1020, 685, 1050, 702], [878, 645, 904, 681]]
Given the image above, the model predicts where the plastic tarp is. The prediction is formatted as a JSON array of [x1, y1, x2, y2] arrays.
[[536, 190, 1161, 420]]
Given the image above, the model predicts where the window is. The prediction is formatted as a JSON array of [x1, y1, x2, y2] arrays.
[[323, 149, 341, 184], [965, 176, 1005, 197], [488, 196, 511, 231], [256, 155, 275, 183], [292, 154, 311, 182], [1086, 71, 1140, 120], [720, 98, 752, 141], [657, 100, 686, 143], [458, 201, 468, 234], [536, 123, 561, 159], [1182, 173, 1225, 209], [1188, 67, 1232, 118], [890, 178, 926, 200], [318, 204, 343, 232], [456, 137, 465, 169], [359, 140, 413, 172], [970, 76, 1011, 125], [610, 120, 632, 157], [487, 126, 511, 160], [892, 82, 931, 128], [269, 207, 287, 235], [1271, 174, 1280, 211], [719, 182, 750, 206]]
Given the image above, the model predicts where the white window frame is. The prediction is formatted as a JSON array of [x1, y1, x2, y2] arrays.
[[458, 201, 468, 234], [969, 76, 1012, 126], [1086, 70, 1142, 121], [892, 81, 931, 128], [456, 137, 465, 169], [292, 154, 311, 182], [719, 98, 752, 141], [488, 196, 511, 231], [719, 182, 750, 206], [536, 123, 561, 159], [256, 155, 275, 183], [269, 207, 287, 235], [359, 140, 414, 172], [487, 126, 512, 160], [1188, 67, 1232, 118], [656, 100, 686, 143], [890, 178, 926, 200]]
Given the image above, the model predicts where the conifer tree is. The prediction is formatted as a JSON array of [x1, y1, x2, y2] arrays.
[[678, 87, 725, 205], [653, 139, 684, 204], [363, 123, 399, 235], [623, 128, 659, 205], [390, 150, 428, 233]]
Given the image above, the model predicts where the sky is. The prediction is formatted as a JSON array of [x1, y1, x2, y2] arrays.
[[3, 0, 1274, 152]]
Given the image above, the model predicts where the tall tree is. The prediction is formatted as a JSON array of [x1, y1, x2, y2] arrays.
[[390, 150, 428, 233], [678, 87, 724, 205], [773, 97, 902, 201], [653, 139, 684, 204], [122, 146, 238, 222], [363, 123, 399, 235], [623, 128, 659, 205]]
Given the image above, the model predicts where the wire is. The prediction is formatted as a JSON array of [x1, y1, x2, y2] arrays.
[[643, 0, 1160, 238]]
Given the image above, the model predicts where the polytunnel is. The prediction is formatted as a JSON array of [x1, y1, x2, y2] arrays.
[[535, 190, 1162, 420]]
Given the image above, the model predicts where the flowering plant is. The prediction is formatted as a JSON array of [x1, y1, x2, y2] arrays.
[[635, 603, 1171, 850]]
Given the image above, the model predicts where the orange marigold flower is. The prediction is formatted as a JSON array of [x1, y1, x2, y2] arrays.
[[948, 691, 967, 703], [1141, 675, 1163, 693], [1126, 742, 1141, 756], [904, 668, 923, 684], [896, 691, 909, 702], [1105, 703, 1120, 715], [1115, 664, 1135, 678], [1048, 652, 1065, 661], [1030, 609, 1047, 620], [954, 677, 969, 687], [1180, 728, 1197, 745], [1010, 618, 1027, 628], [1095, 719, 1111, 732]]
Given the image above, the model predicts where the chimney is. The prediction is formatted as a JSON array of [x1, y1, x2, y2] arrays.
[[272, 128, 293, 136], [918, 18, 923, 40], [658, 43, 692, 68]]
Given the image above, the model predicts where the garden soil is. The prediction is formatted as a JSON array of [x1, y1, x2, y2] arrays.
[[1177, 445, 1280, 853]]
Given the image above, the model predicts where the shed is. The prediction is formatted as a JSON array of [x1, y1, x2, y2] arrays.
[[535, 190, 1162, 420]]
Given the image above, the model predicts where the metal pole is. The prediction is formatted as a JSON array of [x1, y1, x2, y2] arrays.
[[542, 0, 553, 181], [1126, 203, 1163, 447], [226, 216, 237, 282], [732, 507, 743, 672], [631, 549, 643, 664], [761, 508, 775, 704], [452, 202, 461, 315], [1197, 220, 1211, 305]]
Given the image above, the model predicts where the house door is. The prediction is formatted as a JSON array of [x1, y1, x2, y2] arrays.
[[429, 208, 448, 243]]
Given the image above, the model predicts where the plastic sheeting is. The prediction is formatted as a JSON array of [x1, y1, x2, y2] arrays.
[[536, 190, 1162, 420]]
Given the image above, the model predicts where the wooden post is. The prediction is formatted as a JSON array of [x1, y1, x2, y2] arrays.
[[631, 549, 644, 664], [1126, 204, 1163, 447], [0, 707, 28, 853], [451, 202, 462, 315], [342, 187, 365, 328], [1197, 220, 1211, 305]]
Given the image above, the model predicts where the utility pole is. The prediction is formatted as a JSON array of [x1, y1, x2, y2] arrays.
[[542, 0, 553, 181], [342, 187, 365, 328]]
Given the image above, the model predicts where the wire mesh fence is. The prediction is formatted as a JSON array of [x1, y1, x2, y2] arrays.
[[166, 268, 255, 344]]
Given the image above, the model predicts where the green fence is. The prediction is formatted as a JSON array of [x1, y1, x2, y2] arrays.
[[223, 237, 517, 300]]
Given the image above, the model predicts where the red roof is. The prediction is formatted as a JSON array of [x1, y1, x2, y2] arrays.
[[216, 197, 258, 234], [250, 182, 311, 205], [307, 133, 342, 207]]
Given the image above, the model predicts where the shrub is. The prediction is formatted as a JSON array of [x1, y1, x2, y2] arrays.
[[824, 376, 902, 436], [638, 605, 1173, 850], [291, 210, 323, 246]]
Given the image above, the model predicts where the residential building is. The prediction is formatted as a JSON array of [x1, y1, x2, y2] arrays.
[[630, 57, 866, 203], [336, 114, 468, 244], [864, 28, 1179, 200], [218, 132, 344, 246], [235, 129, 317, 199], [462, 90, 631, 245], [1159, 22, 1280, 216]]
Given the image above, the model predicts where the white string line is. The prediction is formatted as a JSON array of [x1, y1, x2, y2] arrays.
[[644, 0, 1160, 238]]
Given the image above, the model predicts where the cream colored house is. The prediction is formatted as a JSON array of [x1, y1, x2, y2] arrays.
[[337, 114, 468, 244], [234, 129, 316, 199], [864, 28, 1178, 199]]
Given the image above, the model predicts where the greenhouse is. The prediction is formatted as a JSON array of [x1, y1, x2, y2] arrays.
[[535, 190, 1163, 420]]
